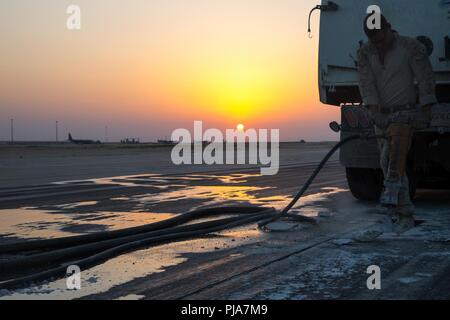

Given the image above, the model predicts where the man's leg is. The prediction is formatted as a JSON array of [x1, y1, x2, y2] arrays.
[[349, 123, 396, 241], [394, 166, 416, 233], [398, 175, 415, 213], [374, 125, 388, 176], [380, 123, 413, 206], [383, 120, 415, 232], [371, 112, 415, 233], [373, 125, 399, 223]]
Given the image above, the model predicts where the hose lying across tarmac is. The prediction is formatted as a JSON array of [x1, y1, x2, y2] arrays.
[[0, 134, 376, 290]]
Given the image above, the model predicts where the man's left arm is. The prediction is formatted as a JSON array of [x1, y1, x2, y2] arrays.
[[409, 40, 438, 114]]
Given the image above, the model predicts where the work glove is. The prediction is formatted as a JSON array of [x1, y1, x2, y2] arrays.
[[367, 105, 388, 128]]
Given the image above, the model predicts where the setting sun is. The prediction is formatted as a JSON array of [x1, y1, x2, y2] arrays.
[[236, 124, 245, 132]]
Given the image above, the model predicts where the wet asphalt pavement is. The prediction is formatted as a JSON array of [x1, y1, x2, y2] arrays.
[[1, 162, 450, 300]]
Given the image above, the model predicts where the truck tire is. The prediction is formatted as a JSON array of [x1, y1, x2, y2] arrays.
[[346, 168, 417, 201], [346, 168, 383, 201]]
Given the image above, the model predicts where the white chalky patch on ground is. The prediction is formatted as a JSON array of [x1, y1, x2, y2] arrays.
[[258, 250, 389, 300], [115, 294, 145, 300], [398, 277, 422, 284]]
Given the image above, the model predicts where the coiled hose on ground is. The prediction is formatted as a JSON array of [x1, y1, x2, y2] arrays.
[[0, 134, 373, 290]]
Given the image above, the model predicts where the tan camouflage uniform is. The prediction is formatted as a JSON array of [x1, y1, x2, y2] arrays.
[[358, 33, 437, 217]]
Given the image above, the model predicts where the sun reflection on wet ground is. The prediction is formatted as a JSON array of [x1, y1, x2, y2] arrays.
[[0, 184, 345, 240], [0, 209, 175, 240], [0, 170, 347, 299]]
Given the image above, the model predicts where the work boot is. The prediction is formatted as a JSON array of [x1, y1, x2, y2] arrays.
[[374, 215, 394, 233], [393, 214, 415, 234], [389, 209, 400, 224], [373, 205, 399, 233]]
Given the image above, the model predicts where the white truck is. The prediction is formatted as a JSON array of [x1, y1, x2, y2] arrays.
[[316, 0, 450, 200]]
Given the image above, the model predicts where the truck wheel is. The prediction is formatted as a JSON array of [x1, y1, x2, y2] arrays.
[[346, 168, 383, 201]]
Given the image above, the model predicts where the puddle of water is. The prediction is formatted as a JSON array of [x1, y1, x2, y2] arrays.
[[0, 208, 173, 240], [0, 209, 70, 239], [56, 201, 98, 209], [0, 224, 263, 300], [55, 174, 168, 188], [136, 186, 271, 205], [214, 173, 261, 184], [139, 186, 347, 217], [133, 186, 345, 210], [0, 246, 186, 300], [54, 172, 261, 189]]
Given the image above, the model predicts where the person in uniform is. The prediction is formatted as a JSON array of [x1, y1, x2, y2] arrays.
[[358, 14, 437, 232]]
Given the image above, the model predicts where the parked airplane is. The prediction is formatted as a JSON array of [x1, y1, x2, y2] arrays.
[[68, 133, 101, 144]]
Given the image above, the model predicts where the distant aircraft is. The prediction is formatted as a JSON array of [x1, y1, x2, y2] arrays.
[[157, 139, 175, 145], [68, 133, 101, 144]]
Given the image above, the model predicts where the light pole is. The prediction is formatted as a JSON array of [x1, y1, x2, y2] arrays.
[[56, 121, 59, 142], [10, 119, 14, 144]]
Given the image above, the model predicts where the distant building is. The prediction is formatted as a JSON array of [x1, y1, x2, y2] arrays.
[[121, 138, 140, 144]]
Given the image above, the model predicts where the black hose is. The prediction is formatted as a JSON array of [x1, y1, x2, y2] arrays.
[[0, 206, 270, 254], [0, 209, 277, 290], [258, 134, 363, 228], [0, 208, 276, 276], [308, 5, 321, 37], [0, 134, 379, 290]]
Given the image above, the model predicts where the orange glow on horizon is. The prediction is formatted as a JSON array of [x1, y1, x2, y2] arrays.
[[0, 0, 339, 141]]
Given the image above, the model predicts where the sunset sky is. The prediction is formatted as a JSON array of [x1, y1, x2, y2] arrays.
[[0, 0, 339, 142]]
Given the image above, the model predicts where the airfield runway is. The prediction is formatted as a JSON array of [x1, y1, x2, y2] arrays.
[[1, 143, 450, 300]]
